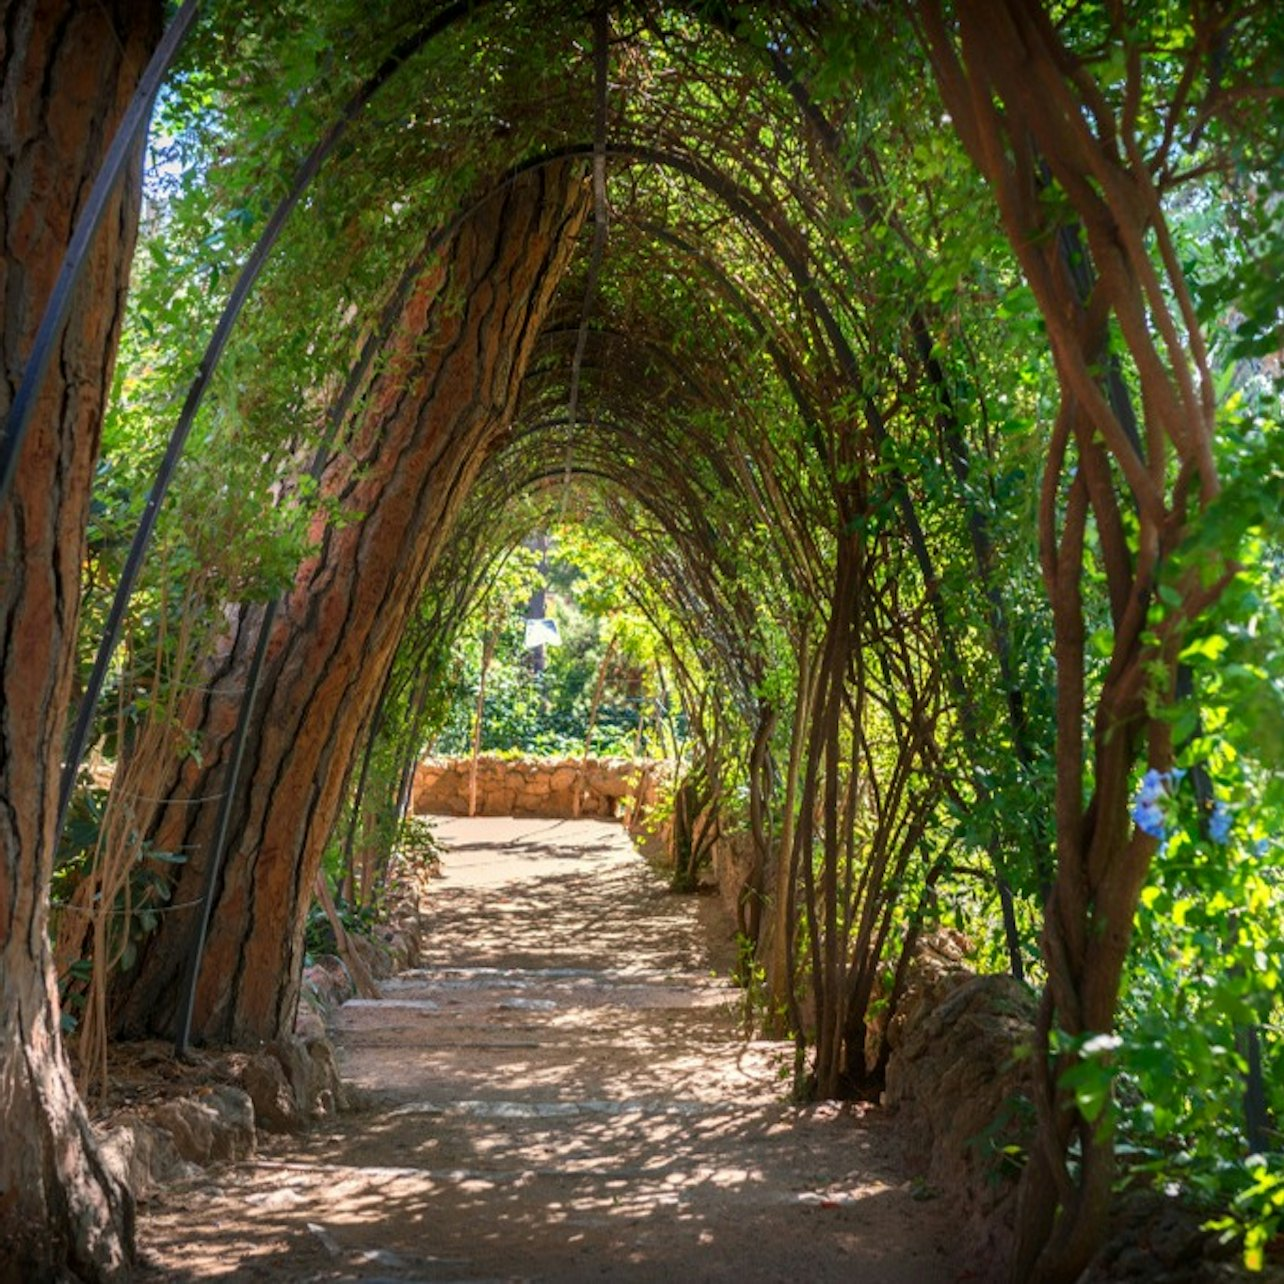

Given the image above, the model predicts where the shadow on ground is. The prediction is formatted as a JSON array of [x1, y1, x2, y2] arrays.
[[134, 817, 958, 1283]]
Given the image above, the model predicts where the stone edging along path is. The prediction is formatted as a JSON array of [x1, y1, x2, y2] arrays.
[[88, 852, 432, 1209], [129, 816, 960, 1282]]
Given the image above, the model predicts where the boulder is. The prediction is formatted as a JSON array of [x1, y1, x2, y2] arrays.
[[149, 1084, 255, 1164], [549, 765, 577, 792], [220, 1033, 346, 1132], [294, 1004, 326, 1041], [1082, 1188, 1243, 1282], [711, 830, 757, 925], [97, 1114, 199, 1198], [303, 952, 356, 1011], [881, 933, 1037, 1266], [349, 929, 392, 980], [238, 1050, 301, 1133], [378, 926, 414, 971], [305, 1036, 346, 1116], [866, 928, 973, 1074]]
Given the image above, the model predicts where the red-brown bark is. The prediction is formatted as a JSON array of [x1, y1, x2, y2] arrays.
[[0, 3, 161, 1278], [110, 162, 587, 1046], [917, 3, 1227, 1280]]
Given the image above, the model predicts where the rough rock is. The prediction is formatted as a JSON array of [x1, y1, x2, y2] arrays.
[[1083, 1189, 1247, 1282], [269, 1035, 345, 1120], [878, 937, 1258, 1281], [222, 1035, 347, 1132], [349, 930, 392, 980], [305, 1036, 346, 1116], [97, 1114, 200, 1198], [711, 829, 757, 925], [411, 754, 665, 821], [303, 953, 356, 1012], [294, 1005, 326, 1041], [881, 932, 1037, 1266], [238, 1050, 301, 1133], [149, 1084, 256, 1164], [866, 928, 974, 1074], [377, 923, 415, 971], [548, 765, 577, 792]]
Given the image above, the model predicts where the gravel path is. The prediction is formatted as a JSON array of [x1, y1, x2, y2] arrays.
[[135, 817, 959, 1282]]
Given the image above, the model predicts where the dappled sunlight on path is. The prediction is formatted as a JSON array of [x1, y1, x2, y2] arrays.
[[135, 818, 957, 1282]]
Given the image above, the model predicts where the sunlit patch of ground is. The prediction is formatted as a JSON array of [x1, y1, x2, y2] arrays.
[[134, 817, 959, 1282]]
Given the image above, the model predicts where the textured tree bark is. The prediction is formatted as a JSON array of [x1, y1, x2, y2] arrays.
[[0, 3, 161, 1279], [110, 162, 587, 1046]]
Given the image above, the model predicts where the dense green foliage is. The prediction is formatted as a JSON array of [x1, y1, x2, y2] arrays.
[[431, 530, 675, 758], [51, 1, 1284, 1273]]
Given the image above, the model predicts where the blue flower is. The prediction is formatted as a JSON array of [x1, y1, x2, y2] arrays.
[[1208, 801, 1232, 845], [1132, 767, 1182, 839], [1137, 768, 1167, 804], [1132, 798, 1167, 838]]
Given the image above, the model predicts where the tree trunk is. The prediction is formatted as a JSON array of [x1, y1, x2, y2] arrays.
[[918, 3, 1228, 1277], [739, 699, 776, 954], [763, 626, 813, 1033], [0, 3, 161, 1277], [312, 870, 379, 1001], [573, 631, 616, 816], [110, 163, 586, 1046], [468, 629, 497, 818]]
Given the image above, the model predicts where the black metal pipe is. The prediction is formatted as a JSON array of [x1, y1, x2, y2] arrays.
[[57, 0, 487, 837], [0, 0, 203, 507]]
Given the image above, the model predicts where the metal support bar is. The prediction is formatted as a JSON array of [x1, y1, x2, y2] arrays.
[[0, 1, 203, 506]]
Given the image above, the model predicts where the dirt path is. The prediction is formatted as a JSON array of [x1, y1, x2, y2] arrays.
[[135, 817, 959, 1282]]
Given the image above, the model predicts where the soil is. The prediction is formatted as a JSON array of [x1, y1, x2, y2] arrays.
[[132, 816, 961, 1282]]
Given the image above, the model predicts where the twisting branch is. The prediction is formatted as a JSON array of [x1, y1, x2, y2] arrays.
[[561, 2, 611, 508]]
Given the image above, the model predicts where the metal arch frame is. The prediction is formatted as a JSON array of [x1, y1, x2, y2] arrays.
[[56, 0, 492, 837], [0, 0, 204, 506]]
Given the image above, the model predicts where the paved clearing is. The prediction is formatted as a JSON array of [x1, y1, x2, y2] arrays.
[[135, 817, 959, 1282]]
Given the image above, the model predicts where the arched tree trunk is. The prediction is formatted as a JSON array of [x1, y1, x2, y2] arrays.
[[110, 163, 587, 1046], [0, 3, 161, 1278]]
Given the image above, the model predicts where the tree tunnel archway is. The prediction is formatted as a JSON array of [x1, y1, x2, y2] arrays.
[[97, 62, 908, 1054], [4, 4, 1281, 1282]]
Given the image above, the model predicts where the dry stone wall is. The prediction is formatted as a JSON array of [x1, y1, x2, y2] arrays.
[[412, 755, 667, 821], [876, 931, 1036, 1268]]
